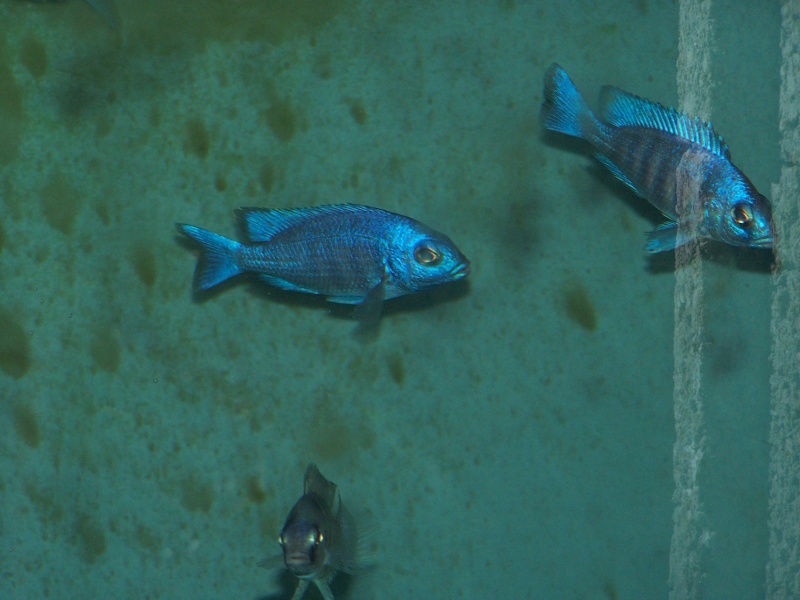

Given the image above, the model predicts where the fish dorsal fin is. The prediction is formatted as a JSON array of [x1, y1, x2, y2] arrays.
[[304, 464, 339, 511], [599, 86, 730, 159], [236, 205, 370, 243]]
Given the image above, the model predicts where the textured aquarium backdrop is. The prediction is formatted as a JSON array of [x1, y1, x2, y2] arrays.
[[0, 1, 798, 599]]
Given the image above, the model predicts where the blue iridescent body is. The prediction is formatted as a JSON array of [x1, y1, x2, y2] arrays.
[[540, 64, 774, 252], [176, 204, 469, 310]]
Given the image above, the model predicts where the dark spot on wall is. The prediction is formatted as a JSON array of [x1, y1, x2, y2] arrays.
[[214, 173, 227, 192], [349, 99, 367, 125], [25, 483, 65, 537], [314, 53, 333, 79], [260, 161, 276, 194], [561, 280, 598, 332], [245, 476, 271, 505], [90, 326, 121, 372], [181, 475, 215, 513], [0, 38, 25, 164], [604, 580, 619, 600], [149, 106, 161, 128], [387, 352, 405, 385], [127, 0, 348, 54], [95, 114, 113, 138], [40, 171, 83, 234], [184, 118, 210, 159], [13, 403, 40, 448], [19, 35, 48, 79], [308, 391, 376, 460], [134, 524, 162, 554], [73, 514, 107, 564], [131, 244, 157, 288], [0, 309, 30, 378], [265, 96, 297, 143]]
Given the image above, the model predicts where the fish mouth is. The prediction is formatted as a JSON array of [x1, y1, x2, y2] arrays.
[[450, 262, 471, 279], [284, 552, 313, 569], [750, 235, 775, 249]]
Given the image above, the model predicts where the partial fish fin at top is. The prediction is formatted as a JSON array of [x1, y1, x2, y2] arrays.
[[599, 87, 730, 159], [540, 63, 599, 141], [83, 0, 119, 28], [236, 204, 372, 243], [176, 224, 243, 291]]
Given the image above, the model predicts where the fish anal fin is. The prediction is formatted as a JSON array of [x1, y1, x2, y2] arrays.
[[594, 154, 641, 196]]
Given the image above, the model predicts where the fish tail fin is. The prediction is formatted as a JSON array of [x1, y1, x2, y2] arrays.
[[540, 63, 599, 141], [176, 224, 244, 291]]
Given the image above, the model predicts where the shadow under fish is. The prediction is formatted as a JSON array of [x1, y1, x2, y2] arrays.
[[540, 63, 774, 254], [176, 204, 470, 322]]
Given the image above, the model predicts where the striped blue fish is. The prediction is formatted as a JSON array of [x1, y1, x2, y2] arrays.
[[540, 64, 774, 253]]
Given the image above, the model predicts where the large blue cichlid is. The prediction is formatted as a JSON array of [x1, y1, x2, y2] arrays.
[[540, 64, 774, 253], [176, 204, 470, 313]]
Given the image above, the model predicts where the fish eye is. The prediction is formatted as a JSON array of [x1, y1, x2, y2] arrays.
[[414, 244, 443, 266], [731, 204, 754, 229]]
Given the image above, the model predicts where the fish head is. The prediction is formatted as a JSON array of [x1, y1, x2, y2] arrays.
[[278, 493, 333, 579], [279, 516, 329, 579], [389, 223, 471, 293], [711, 179, 774, 249]]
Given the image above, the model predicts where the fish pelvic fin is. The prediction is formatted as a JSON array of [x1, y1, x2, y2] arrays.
[[645, 221, 701, 253], [176, 224, 243, 291], [540, 63, 599, 141]]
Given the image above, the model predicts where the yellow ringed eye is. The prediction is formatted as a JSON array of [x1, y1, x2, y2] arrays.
[[414, 245, 442, 266], [732, 204, 753, 228]]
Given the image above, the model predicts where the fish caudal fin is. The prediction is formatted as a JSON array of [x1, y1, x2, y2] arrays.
[[540, 63, 598, 141], [176, 224, 243, 291]]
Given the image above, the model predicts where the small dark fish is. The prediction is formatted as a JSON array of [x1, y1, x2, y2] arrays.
[[540, 64, 774, 253], [176, 204, 470, 315], [260, 465, 364, 600]]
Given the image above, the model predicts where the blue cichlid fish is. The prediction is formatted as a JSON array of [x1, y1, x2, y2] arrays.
[[259, 465, 365, 600], [176, 204, 470, 313], [540, 64, 774, 253]]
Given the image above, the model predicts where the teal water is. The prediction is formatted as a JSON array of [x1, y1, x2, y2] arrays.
[[0, 1, 791, 599]]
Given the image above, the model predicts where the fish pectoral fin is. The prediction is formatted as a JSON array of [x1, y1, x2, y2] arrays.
[[352, 279, 386, 324], [645, 222, 679, 253], [645, 221, 699, 253]]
